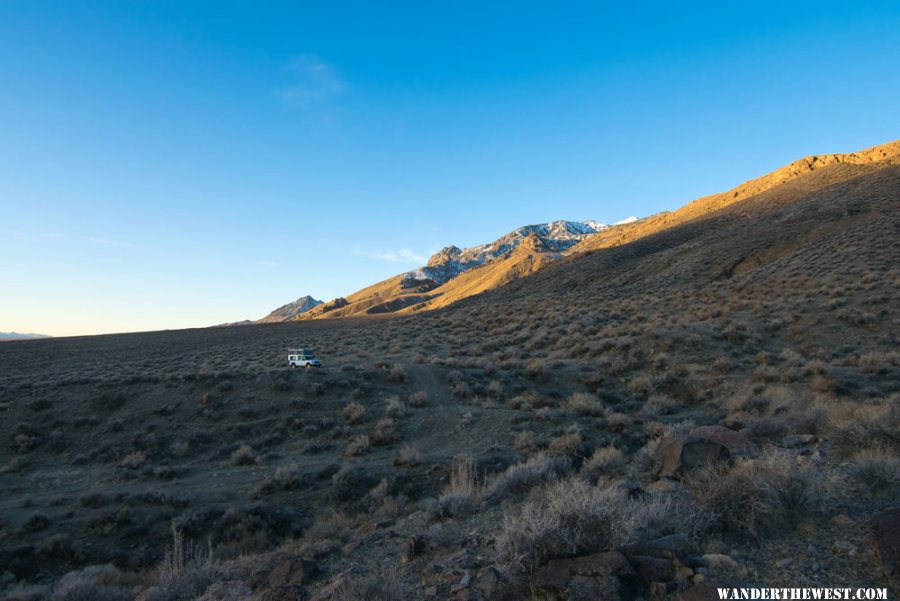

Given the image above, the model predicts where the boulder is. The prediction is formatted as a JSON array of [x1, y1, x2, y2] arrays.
[[653, 436, 730, 479], [872, 508, 900, 586], [689, 426, 751, 452], [630, 555, 676, 584], [432, 549, 477, 572], [401, 536, 425, 564], [267, 558, 318, 587], [700, 553, 739, 572], [474, 566, 504, 598], [533, 551, 634, 599], [650, 581, 671, 600], [631, 533, 692, 559], [308, 566, 363, 601], [782, 434, 816, 448]]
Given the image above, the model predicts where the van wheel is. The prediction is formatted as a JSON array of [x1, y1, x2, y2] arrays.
[[306, 363, 312, 369], [291, 364, 296, 369]]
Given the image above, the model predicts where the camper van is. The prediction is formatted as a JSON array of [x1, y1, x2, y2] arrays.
[[287, 348, 321, 368]]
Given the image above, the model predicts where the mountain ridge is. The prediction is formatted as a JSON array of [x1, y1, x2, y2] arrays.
[[257, 139, 899, 324], [288, 219, 626, 321], [0, 332, 50, 341], [257, 295, 323, 323]]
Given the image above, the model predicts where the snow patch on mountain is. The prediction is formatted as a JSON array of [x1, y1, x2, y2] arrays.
[[403, 220, 609, 287]]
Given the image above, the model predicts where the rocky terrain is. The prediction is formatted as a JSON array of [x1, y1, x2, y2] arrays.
[[263, 220, 630, 322], [258, 296, 324, 324], [0, 141, 898, 600]]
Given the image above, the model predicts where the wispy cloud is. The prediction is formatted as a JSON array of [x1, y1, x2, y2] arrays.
[[257, 260, 278, 267], [354, 247, 427, 264], [281, 54, 345, 108], [84, 236, 136, 248], [1, 230, 29, 241], [377, 249, 426, 263]]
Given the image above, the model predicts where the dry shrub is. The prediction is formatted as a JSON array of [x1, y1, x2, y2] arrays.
[[829, 396, 900, 456], [330, 465, 378, 504], [514, 430, 535, 452], [369, 418, 398, 446], [848, 449, 899, 497], [389, 365, 408, 382], [535, 407, 554, 421], [685, 450, 816, 539], [445, 453, 479, 497], [858, 351, 900, 374], [451, 381, 473, 399], [341, 401, 366, 424], [170, 442, 190, 459], [195, 582, 252, 601], [384, 396, 406, 418], [408, 391, 428, 408], [393, 445, 421, 467], [429, 454, 480, 520], [230, 445, 256, 466], [345, 435, 371, 457], [119, 451, 146, 470], [333, 564, 405, 600], [809, 374, 835, 393], [148, 526, 218, 601], [303, 509, 355, 544], [495, 478, 702, 570], [604, 410, 631, 433], [51, 565, 132, 601], [580, 445, 626, 484], [645, 395, 680, 415], [2, 456, 27, 474], [482, 453, 572, 503], [525, 359, 544, 380], [548, 427, 583, 457], [364, 478, 403, 518], [713, 356, 731, 374], [626, 375, 654, 397], [564, 392, 603, 416]]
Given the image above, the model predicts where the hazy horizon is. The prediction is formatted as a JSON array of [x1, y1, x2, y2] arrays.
[[3, 1, 899, 336]]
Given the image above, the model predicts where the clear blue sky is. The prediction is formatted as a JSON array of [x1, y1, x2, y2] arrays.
[[2, 1, 899, 336]]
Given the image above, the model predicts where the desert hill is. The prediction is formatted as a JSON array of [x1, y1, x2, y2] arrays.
[[270, 141, 900, 324], [572, 140, 900, 256], [276, 220, 614, 321], [0, 140, 897, 599]]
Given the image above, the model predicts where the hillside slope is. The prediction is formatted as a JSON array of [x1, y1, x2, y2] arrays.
[[292, 220, 610, 320], [1, 141, 898, 599], [456, 140, 900, 350], [572, 140, 900, 256], [292, 140, 900, 323]]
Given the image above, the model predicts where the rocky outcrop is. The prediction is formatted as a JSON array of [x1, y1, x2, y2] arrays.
[[687, 425, 751, 453], [652, 428, 738, 479], [532, 551, 634, 600], [257, 295, 323, 323]]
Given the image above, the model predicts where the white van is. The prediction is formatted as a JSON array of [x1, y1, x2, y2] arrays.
[[287, 348, 321, 368]]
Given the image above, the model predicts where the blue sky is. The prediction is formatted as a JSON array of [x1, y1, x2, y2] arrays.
[[2, 1, 899, 336]]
